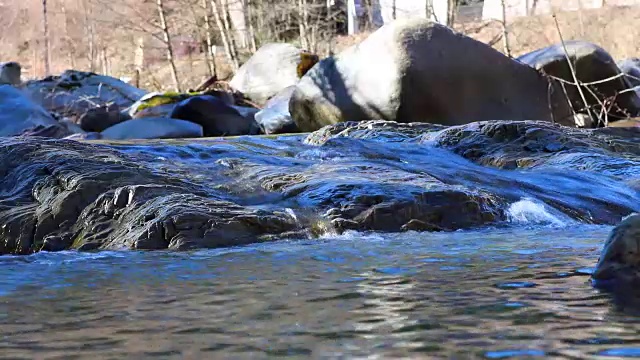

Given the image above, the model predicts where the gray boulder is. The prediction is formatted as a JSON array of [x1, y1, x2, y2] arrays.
[[255, 85, 299, 134], [230, 43, 318, 105], [0, 62, 21, 85], [518, 41, 640, 125], [23, 70, 147, 119], [0, 85, 60, 137], [101, 117, 203, 140], [290, 19, 573, 132]]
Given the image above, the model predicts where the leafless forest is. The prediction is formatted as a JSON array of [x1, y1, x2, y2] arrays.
[[0, 0, 358, 90], [4, 0, 640, 92]]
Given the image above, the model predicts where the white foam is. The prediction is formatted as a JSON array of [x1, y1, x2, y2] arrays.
[[506, 198, 573, 227]]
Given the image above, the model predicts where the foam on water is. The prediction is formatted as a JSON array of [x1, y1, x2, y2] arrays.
[[506, 198, 574, 227]]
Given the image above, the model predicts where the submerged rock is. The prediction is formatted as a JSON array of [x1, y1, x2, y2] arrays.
[[0, 119, 637, 255], [0, 85, 60, 137], [290, 19, 573, 132], [23, 70, 147, 119], [518, 41, 640, 124], [230, 43, 319, 105], [101, 117, 204, 140]]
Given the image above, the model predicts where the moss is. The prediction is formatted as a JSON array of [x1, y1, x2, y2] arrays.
[[70, 229, 87, 249], [133, 91, 205, 113]]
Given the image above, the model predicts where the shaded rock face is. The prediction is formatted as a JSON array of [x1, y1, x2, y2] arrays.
[[518, 41, 640, 124], [0, 119, 638, 255], [100, 117, 204, 140], [290, 19, 573, 132], [169, 95, 261, 136], [618, 57, 640, 93], [0, 85, 61, 137], [23, 70, 147, 119], [0, 62, 21, 85], [77, 103, 129, 132], [254, 85, 298, 134], [230, 43, 318, 105]]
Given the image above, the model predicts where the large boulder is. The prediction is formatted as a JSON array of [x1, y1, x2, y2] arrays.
[[23, 70, 147, 119], [229, 43, 319, 105], [518, 41, 640, 125], [169, 95, 261, 136], [0, 62, 21, 85], [0, 85, 60, 137], [101, 117, 204, 140], [254, 85, 299, 134], [289, 19, 573, 133]]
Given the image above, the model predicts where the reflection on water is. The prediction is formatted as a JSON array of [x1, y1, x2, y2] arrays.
[[1, 225, 639, 358]]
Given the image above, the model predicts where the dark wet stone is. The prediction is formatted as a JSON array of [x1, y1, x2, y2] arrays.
[[170, 95, 261, 136], [592, 213, 640, 285], [77, 103, 130, 132]]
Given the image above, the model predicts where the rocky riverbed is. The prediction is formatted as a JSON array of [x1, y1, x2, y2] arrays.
[[0, 120, 637, 269]]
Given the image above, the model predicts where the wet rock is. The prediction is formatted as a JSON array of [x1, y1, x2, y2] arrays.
[[19, 124, 75, 139], [0, 85, 59, 137], [0, 62, 21, 85], [592, 213, 640, 285], [0, 138, 301, 254], [169, 95, 261, 136], [255, 86, 299, 134], [518, 41, 640, 124], [23, 70, 147, 119], [101, 117, 204, 140], [290, 19, 573, 132], [230, 43, 319, 105]]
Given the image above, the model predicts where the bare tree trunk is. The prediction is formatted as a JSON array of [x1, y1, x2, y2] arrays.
[[134, 36, 145, 87], [298, 0, 309, 49], [83, 0, 96, 72], [42, 0, 51, 76], [100, 47, 109, 75], [221, 0, 240, 61], [245, 0, 258, 52], [500, 0, 511, 57], [156, 0, 181, 91], [202, 0, 217, 76], [210, 0, 239, 70], [61, 2, 76, 69]]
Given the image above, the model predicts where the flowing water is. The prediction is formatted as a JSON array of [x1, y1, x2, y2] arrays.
[[2, 131, 640, 359], [2, 221, 640, 359]]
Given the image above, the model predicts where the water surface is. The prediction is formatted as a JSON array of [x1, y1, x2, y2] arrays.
[[2, 224, 638, 359]]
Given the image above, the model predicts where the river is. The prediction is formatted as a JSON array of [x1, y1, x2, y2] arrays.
[[2, 222, 639, 358]]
